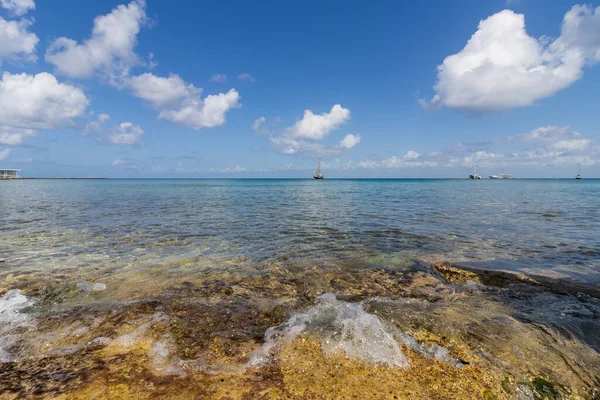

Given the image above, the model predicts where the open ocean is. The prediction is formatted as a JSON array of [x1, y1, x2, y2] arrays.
[[1, 179, 599, 399]]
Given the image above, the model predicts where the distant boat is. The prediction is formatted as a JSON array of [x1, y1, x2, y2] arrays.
[[313, 157, 324, 179], [576, 163, 581, 180], [468, 156, 481, 179], [489, 173, 513, 179]]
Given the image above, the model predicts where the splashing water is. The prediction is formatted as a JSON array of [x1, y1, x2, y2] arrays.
[[249, 293, 410, 368], [148, 334, 187, 377], [0, 290, 35, 362]]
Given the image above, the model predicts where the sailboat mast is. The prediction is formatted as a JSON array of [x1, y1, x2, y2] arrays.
[[315, 157, 321, 176]]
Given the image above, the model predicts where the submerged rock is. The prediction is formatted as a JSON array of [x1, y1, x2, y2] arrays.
[[76, 280, 107, 293]]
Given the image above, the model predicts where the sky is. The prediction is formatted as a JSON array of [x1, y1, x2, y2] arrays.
[[0, 0, 599, 178]]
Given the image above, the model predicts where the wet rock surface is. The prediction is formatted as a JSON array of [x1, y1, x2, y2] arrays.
[[0, 254, 599, 399]]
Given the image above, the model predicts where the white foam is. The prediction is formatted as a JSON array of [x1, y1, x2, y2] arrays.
[[0, 290, 35, 362], [113, 312, 169, 348], [148, 334, 187, 377], [248, 293, 410, 368], [395, 331, 463, 368], [76, 281, 107, 293]]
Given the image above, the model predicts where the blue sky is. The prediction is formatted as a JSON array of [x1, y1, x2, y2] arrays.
[[0, 0, 599, 178]]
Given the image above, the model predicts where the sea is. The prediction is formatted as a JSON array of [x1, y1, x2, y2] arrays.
[[1, 179, 599, 399]]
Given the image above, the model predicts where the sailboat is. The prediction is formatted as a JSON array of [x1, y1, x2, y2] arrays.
[[313, 157, 324, 179], [576, 163, 581, 180], [468, 156, 481, 179]]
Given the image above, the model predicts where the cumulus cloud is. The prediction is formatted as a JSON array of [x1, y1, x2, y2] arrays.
[[0, 0, 34, 16], [45, 0, 147, 84], [287, 104, 350, 141], [0, 147, 10, 160], [0, 72, 88, 131], [0, 17, 38, 62], [261, 105, 357, 155], [339, 134, 361, 149], [159, 89, 240, 129], [111, 158, 125, 166], [129, 73, 192, 108], [421, 5, 600, 113], [108, 122, 144, 145], [210, 73, 227, 82], [0, 126, 35, 145], [403, 150, 420, 160], [129, 72, 240, 130], [84, 113, 110, 135], [237, 73, 255, 82]]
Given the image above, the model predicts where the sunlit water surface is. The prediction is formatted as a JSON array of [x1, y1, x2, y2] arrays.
[[1, 179, 599, 399]]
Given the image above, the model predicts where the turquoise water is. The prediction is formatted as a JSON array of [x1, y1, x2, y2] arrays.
[[2, 178, 599, 287], [2, 179, 600, 398]]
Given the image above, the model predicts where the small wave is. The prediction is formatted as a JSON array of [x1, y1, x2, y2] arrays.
[[0, 290, 35, 362], [148, 334, 187, 377], [248, 293, 410, 368]]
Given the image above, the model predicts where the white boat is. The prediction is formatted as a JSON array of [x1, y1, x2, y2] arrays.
[[576, 163, 581, 180], [468, 156, 481, 179], [313, 157, 323, 179], [489, 173, 513, 179]]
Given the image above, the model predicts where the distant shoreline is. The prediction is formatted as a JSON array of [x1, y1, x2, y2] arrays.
[[16, 177, 108, 180], [6, 177, 597, 180]]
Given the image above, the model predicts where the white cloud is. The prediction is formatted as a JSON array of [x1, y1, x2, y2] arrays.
[[129, 73, 240, 130], [264, 105, 356, 155], [237, 73, 255, 82], [359, 125, 599, 171], [463, 151, 504, 167], [422, 5, 600, 113], [550, 139, 590, 151], [159, 89, 240, 130], [510, 125, 590, 149], [0, 0, 34, 16], [111, 158, 125, 166], [210, 73, 227, 82], [288, 104, 350, 141], [108, 122, 143, 145], [45, 0, 147, 83], [339, 134, 360, 149], [380, 156, 437, 168], [0, 72, 88, 130], [252, 116, 266, 131], [129, 73, 192, 108], [84, 113, 110, 135], [340, 155, 438, 170], [0, 17, 38, 62], [403, 150, 420, 160], [0, 126, 35, 145], [507, 126, 591, 153], [0, 147, 10, 160], [221, 165, 247, 173]]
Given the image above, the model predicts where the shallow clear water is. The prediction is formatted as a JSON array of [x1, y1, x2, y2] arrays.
[[2, 178, 599, 286], [1, 179, 599, 399]]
